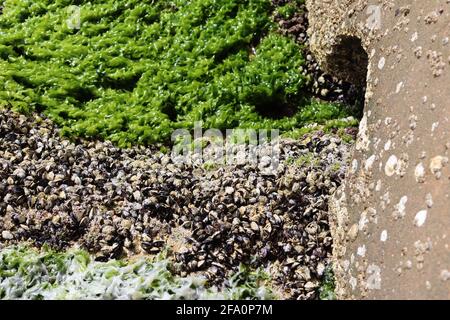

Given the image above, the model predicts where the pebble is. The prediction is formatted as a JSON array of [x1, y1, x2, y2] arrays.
[[13, 168, 26, 179], [225, 187, 234, 195], [2, 231, 13, 240], [250, 222, 259, 232]]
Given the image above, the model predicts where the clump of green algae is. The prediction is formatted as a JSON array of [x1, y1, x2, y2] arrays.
[[0, 0, 356, 147], [319, 265, 337, 300]]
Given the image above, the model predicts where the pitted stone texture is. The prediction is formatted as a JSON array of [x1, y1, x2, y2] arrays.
[[307, 0, 450, 299]]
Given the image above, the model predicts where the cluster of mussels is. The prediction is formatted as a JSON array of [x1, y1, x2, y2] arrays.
[[0, 109, 354, 299]]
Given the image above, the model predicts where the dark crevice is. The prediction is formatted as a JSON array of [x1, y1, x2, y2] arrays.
[[324, 36, 368, 119], [67, 87, 97, 104], [253, 98, 298, 119], [99, 73, 142, 92], [161, 100, 178, 122], [12, 74, 36, 88], [327, 36, 368, 88]]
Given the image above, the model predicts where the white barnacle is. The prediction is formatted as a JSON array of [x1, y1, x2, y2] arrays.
[[359, 211, 369, 231], [343, 260, 350, 271], [384, 139, 392, 151], [349, 277, 358, 290], [425, 193, 433, 208], [366, 264, 381, 290], [396, 81, 404, 93], [378, 57, 386, 70], [385, 155, 398, 176], [380, 192, 391, 211], [393, 196, 408, 219], [430, 156, 448, 179], [365, 155, 376, 171], [356, 114, 370, 151], [431, 122, 439, 132], [414, 210, 428, 227], [440, 270, 450, 281], [357, 245, 367, 257], [380, 230, 388, 242], [415, 162, 425, 183], [351, 159, 359, 173], [375, 179, 382, 192]]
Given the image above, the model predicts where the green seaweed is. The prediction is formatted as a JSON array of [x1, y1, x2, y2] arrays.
[[0, 0, 356, 147], [319, 265, 337, 300], [276, 2, 299, 19]]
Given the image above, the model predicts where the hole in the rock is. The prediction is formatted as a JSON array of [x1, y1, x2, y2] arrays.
[[327, 36, 368, 89], [324, 36, 368, 119]]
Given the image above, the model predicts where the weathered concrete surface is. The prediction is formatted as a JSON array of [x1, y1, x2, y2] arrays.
[[306, 0, 450, 299]]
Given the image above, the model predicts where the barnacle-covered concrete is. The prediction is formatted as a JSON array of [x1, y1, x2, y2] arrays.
[[307, 0, 450, 299]]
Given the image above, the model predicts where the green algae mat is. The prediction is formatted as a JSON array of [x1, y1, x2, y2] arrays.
[[0, 0, 353, 146]]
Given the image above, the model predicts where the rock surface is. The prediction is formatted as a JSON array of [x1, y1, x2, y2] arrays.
[[307, 0, 450, 299]]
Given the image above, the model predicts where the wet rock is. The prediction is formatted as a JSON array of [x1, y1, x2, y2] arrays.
[[308, 0, 450, 299]]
